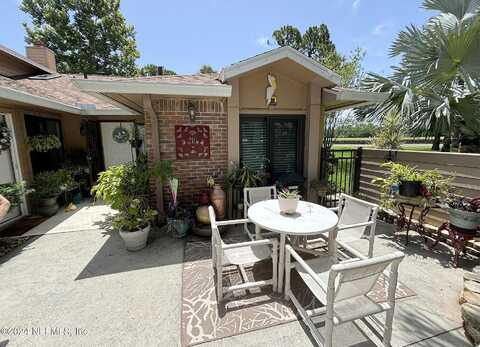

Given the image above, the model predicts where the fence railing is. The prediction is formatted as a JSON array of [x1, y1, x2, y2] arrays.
[[318, 148, 362, 207]]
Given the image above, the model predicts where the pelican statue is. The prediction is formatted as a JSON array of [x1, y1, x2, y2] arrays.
[[266, 73, 277, 106]]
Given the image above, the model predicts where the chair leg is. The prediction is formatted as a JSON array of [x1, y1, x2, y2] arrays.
[[284, 247, 290, 299], [325, 317, 334, 347], [255, 224, 261, 240], [216, 265, 223, 302], [383, 308, 394, 346], [272, 241, 278, 292]]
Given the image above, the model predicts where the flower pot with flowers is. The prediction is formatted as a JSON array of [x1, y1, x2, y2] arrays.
[[445, 195, 480, 232]]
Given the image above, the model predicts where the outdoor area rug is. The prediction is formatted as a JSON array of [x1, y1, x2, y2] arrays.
[[181, 227, 415, 346]]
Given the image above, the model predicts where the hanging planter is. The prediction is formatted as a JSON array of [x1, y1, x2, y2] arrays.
[[0, 120, 12, 153], [112, 124, 130, 144], [26, 134, 62, 153]]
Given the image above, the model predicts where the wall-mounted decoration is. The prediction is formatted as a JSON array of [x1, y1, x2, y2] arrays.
[[112, 124, 130, 144], [265, 73, 277, 106], [175, 125, 210, 160], [0, 120, 12, 153]]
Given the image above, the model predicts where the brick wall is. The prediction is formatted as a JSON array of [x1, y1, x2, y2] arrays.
[[144, 97, 228, 209]]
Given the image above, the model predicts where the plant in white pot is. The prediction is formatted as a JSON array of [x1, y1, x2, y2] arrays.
[[91, 157, 158, 251], [278, 188, 301, 214], [445, 195, 480, 232]]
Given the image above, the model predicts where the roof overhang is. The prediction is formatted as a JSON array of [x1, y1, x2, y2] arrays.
[[220, 46, 341, 86], [72, 79, 232, 97], [0, 44, 55, 77], [0, 85, 136, 116], [72, 79, 232, 114], [322, 88, 389, 112]]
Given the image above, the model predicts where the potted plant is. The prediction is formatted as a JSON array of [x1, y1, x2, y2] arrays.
[[165, 177, 192, 238], [30, 171, 65, 216], [91, 159, 158, 251], [26, 134, 62, 153], [373, 162, 452, 208], [445, 195, 480, 231], [0, 181, 28, 211], [278, 188, 301, 214], [0, 120, 12, 153]]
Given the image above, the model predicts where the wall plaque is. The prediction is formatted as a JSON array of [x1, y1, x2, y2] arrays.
[[175, 125, 210, 159]]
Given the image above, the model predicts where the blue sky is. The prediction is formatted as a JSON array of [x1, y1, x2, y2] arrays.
[[0, 0, 432, 76]]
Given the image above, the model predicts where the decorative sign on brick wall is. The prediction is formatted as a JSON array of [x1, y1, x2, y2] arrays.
[[175, 125, 210, 159]]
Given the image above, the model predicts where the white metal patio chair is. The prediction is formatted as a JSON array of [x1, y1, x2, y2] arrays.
[[208, 206, 278, 302], [243, 186, 277, 240], [285, 245, 404, 347], [307, 194, 379, 259]]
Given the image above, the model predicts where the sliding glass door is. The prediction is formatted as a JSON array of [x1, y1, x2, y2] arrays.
[[240, 115, 305, 183]]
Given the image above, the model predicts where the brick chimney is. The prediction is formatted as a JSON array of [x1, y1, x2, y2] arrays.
[[26, 44, 57, 73]]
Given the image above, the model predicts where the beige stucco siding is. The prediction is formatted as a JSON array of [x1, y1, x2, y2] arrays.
[[226, 66, 325, 201]]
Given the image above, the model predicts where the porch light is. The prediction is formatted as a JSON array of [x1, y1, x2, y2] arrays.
[[188, 102, 197, 122]]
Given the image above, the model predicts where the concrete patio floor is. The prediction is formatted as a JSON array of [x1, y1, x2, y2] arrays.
[[0, 203, 478, 347]]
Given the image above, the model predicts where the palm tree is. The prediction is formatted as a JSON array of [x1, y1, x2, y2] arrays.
[[358, 0, 480, 152]]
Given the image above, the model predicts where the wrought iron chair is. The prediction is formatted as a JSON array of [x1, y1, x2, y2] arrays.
[[306, 194, 379, 259], [243, 186, 277, 240], [208, 206, 278, 302], [285, 245, 404, 347]]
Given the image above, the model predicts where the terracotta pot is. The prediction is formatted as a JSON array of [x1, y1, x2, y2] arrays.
[[210, 184, 225, 219]]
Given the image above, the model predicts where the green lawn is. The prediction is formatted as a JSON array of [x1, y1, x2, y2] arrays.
[[331, 143, 432, 151]]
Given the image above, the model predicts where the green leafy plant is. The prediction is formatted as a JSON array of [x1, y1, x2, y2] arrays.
[[278, 188, 301, 199], [0, 120, 12, 153], [26, 135, 61, 153], [0, 181, 29, 209], [370, 111, 404, 150], [30, 171, 65, 199], [227, 163, 263, 188], [91, 159, 158, 232], [372, 162, 452, 208]]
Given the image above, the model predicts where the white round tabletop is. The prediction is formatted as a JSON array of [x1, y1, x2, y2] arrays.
[[248, 200, 339, 236]]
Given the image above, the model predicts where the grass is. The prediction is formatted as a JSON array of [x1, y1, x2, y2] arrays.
[[332, 143, 433, 151]]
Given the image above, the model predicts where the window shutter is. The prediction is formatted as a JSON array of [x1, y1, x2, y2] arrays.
[[240, 118, 267, 172], [271, 120, 299, 179]]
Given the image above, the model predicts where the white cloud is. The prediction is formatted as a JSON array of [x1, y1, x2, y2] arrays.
[[352, 0, 361, 11], [256, 36, 271, 48], [372, 24, 386, 35]]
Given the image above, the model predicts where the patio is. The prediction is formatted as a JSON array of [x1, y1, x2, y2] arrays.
[[0, 203, 476, 346]]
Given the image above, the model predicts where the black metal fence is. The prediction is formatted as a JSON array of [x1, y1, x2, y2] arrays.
[[318, 147, 362, 207]]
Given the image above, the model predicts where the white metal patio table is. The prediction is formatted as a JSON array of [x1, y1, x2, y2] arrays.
[[248, 199, 339, 292]]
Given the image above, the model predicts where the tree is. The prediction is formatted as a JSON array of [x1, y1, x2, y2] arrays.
[[357, 0, 480, 152], [271, 24, 363, 87], [21, 0, 140, 76], [199, 64, 216, 74], [138, 64, 176, 76]]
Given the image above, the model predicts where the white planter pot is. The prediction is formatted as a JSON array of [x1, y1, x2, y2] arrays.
[[119, 224, 151, 251], [278, 197, 299, 214], [448, 208, 480, 231]]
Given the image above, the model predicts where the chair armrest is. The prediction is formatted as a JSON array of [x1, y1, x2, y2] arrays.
[[222, 238, 277, 250], [337, 221, 374, 231], [216, 218, 249, 227], [285, 245, 326, 288]]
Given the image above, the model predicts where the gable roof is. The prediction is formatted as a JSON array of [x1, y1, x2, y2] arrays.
[[220, 46, 341, 86]]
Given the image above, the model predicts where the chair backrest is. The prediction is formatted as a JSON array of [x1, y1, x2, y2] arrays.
[[208, 206, 223, 264], [329, 252, 404, 302], [244, 186, 277, 217], [337, 194, 379, 240]]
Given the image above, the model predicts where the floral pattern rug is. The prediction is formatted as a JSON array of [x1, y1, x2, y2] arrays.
[[181, 228, 415, 346]]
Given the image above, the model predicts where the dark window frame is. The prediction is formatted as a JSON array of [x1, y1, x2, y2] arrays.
[[239, 114, 305, 181]]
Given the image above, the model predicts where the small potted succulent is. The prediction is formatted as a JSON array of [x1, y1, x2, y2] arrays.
[[278, 188, 301, 214], [445, 195, 480, 232]]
